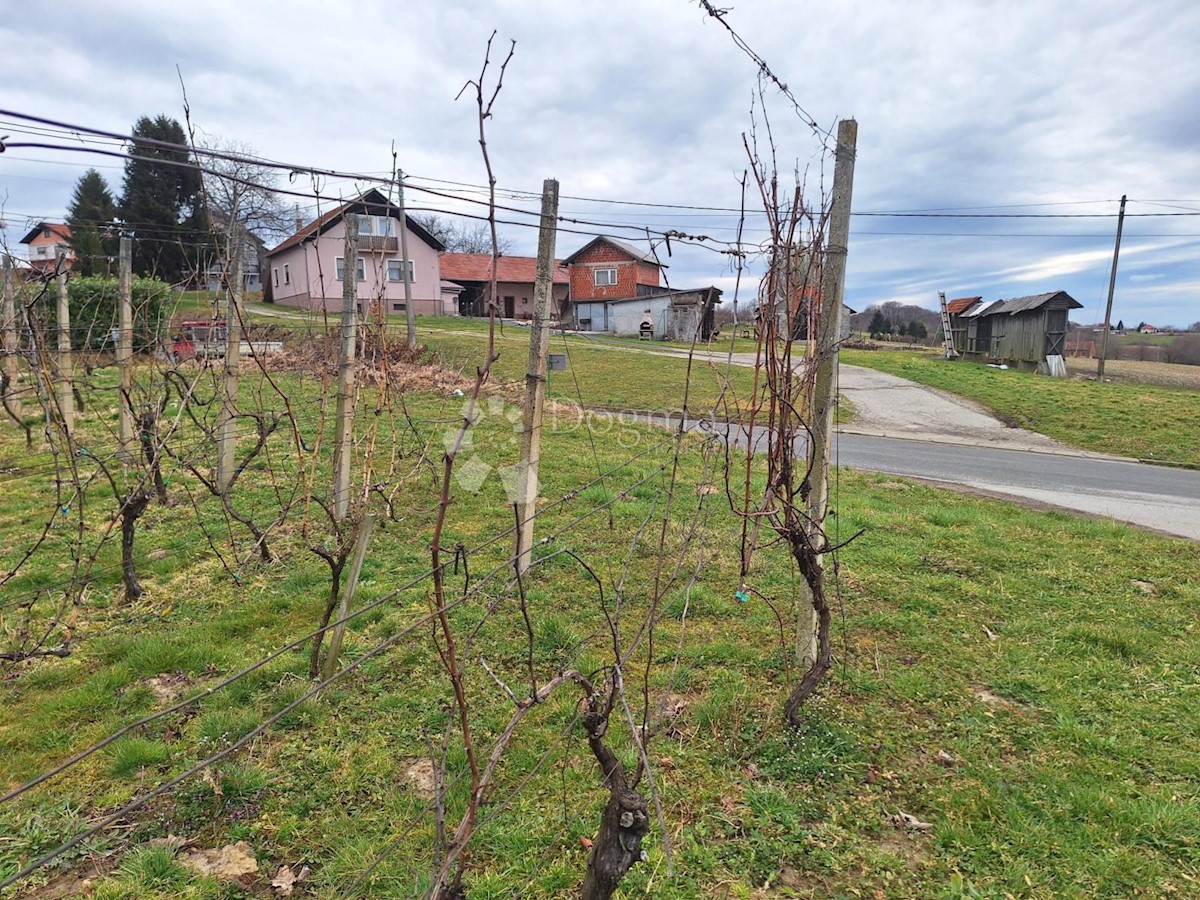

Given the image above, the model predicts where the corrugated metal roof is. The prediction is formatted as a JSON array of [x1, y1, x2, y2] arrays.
[[563, 235, 662, 266], [962, 299, 1003, 318], [981, 291, 1083, 316]]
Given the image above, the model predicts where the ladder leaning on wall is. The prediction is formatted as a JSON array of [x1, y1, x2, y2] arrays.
[[938, 291, 959, 359]]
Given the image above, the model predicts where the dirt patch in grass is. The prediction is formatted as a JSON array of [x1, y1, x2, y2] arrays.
[[1066, 357, 1200, 390]]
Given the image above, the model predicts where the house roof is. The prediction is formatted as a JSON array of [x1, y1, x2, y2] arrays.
[[946, 296, 982, 315], [440, 253, 568, 285], [562, 235, 663, 266], [20, 222, 71, 245], [600, 286, 723, 306], [982, 291, 1083, 316], [266, 188, 444, 257]]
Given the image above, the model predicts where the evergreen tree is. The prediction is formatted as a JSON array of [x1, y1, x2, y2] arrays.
[[867, 309, 887, 338], [66, 169, 117, 277], [118, 116, 204, 284], [908, 320, 928, 340], [1116, 319, 1125, 332]]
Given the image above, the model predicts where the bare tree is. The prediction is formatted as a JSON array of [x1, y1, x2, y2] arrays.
[[411, 213, 515, 255]]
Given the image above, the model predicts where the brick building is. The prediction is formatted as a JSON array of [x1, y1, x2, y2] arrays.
[[564, 236, 662, 303]]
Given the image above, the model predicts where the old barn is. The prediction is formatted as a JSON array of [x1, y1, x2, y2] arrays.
[[962, 290, 1082, 372]]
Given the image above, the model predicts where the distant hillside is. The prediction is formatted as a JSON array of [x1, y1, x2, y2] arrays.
[[848, 301, 941, 340]]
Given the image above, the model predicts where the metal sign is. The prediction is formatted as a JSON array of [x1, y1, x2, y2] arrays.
[[547, 353, 568, 371]]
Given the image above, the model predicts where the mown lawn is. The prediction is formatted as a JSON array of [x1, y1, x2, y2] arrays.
[[843, 350, 1200, 466], [2, 363, 1199, 898], [415, 317, 760, 415]]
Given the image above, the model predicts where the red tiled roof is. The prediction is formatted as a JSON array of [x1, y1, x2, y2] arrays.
[[20, 222, 71, 245], [946, 296, 982, 314], [269, 205, 343, 256], [440, 253, 568, 285]]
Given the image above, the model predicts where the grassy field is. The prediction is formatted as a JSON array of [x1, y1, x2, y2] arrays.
[[2, 348, 1199, 898], [414, 318, 761, 415], [843, 350, 1200, 466]]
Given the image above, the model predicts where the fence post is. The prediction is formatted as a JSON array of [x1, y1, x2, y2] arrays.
[[117, 237, 135, 464], [801, 118, 857, 666], [54, 248, 74, 436], [514, 178, 560, 575], [332, 215, 360, 521], [1, 254, 21, 422], [396, 172, 418, 348], [217, 232, 244, 493]]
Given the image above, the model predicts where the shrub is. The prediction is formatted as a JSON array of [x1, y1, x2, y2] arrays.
[[24, 275, 171, 352]]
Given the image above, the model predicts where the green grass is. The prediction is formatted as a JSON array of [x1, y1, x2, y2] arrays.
[[414, 316, 759, 414], [2, 353, 1200, 897], [844, 349, 1200, 465]]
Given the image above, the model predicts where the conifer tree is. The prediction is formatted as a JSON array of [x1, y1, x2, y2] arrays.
[[66, 169, 117, 276], [118, 116, 204, 284]]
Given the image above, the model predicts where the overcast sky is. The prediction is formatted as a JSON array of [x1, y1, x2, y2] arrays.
[[2, 0, 1198, 326]]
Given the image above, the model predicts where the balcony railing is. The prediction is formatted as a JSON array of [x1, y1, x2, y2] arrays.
[[359, 235, 398, 252]]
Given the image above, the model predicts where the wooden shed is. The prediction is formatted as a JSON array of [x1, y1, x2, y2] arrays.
[[946, 295, 983, 355], [962, 291, 1082, 371]]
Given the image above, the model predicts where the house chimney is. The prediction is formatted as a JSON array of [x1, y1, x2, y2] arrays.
[[294, 204, 303, 235]]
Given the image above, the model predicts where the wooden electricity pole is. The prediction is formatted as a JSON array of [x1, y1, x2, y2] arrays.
[[800, 118, 858, 665], [1097, 194, 1127, 381], [216, 232, 244, 493], [54, 248, 74, 436], [1, 254, 21, 422], [332, 215, 360, 521], [514, 178, 561, 575], [117, 237, 135, 464], [396, 173, 418, 349]]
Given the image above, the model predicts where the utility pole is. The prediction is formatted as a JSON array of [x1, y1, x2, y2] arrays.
[[801, 119, 858, 666], [396, 172, 418, 349], [1097, 194, 1127, 381], [332, 215, 360, 521], [514, 178, 561, 575], [54, 247, 74, 436], [117, 237, 135, 464], [1, 254, 21, 422], [216, 231, 243, 492]]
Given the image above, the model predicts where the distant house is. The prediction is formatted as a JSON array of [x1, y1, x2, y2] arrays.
[[19, 222, 74, 277], [440, 253, 569, 319], [946, 295, 983, 355], [1138, 323, 1159, 334], [204, 229, 268, 294], [962, 290, 1082, 372], [563, 236, 722, 339], [264, 189, 445, 316]]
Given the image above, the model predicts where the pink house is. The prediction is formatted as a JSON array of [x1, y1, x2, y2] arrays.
[[264, 189, 446, 316], [20, 222, 75, 277]]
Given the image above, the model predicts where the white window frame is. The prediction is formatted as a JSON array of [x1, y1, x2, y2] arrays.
[[387, 259, 415, 282], [594, 267, 618, 286], [356, 215, 396, 238], [335, 257, 366, 282], [283, 264, 290, 285]]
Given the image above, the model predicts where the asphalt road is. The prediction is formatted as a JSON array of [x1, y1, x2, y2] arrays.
[[836, 433, 1200, 540]]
